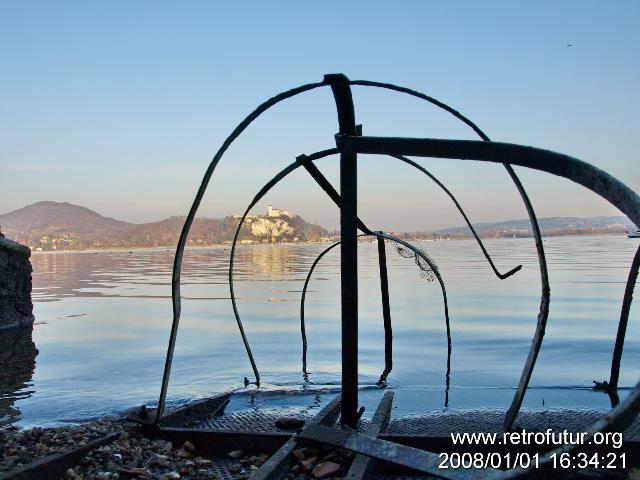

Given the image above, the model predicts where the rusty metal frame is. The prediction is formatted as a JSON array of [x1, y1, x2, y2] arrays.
[[154, 74, 639, 457]]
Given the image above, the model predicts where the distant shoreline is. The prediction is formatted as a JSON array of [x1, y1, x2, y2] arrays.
[[28, 232, 634, 254]]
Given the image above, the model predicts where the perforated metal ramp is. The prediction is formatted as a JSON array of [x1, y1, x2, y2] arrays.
[[190, 407, 640, 440], [193, 407, 312, 433], [387, 408, 640, 439], [158, 408, 639, 479]]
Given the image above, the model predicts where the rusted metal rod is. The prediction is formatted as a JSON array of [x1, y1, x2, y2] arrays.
[[326, 73, 360, 428], [299, 236, 367, 375], [609, 243, 640, 390], [158, 77, 640, 448], [502, 163, 550, 432], [227, 150, 337, 386], [377, 237, 393, 385], [393, 154, 521, 280]]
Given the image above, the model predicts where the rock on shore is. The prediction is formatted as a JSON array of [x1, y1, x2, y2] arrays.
[[0, 236, 34, 331]]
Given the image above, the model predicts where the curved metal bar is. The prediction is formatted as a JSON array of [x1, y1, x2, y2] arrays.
[[376, 231, 451, 406], [227, 149, 338, 386], [501, 164, 550, 431], [229, 163, 299, 387], [300, 235, 366, 375], [351, 80, 548, 431], [300, 239, 341, 374], [300, 232, 452, 405], [350, 80, 490, 141], [609, 243, 640, 390], [392, 154, 521, 280], [154, 79, 328, 425]]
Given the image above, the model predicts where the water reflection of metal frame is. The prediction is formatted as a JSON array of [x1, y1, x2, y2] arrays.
[[150, 74, 639, 478]]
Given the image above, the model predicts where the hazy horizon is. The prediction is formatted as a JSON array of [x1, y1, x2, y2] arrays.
[[0, 199, 635, 235], [2, 2, 639, 231]]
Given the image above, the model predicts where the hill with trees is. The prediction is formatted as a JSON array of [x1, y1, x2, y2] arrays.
[[0, 202, 329, 251]]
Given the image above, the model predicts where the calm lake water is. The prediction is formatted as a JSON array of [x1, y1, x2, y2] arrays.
[[1, 235, 639, 428]]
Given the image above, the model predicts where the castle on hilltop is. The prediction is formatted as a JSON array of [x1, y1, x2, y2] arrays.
[[266, 204, 290, 218], [231, 204, 291, 220]]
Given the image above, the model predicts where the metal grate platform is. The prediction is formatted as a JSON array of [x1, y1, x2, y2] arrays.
[[192, 407, 312, 433], [189, 407, 640, 440], [386, 408, 640, 439], [155, 406, 639, 479]]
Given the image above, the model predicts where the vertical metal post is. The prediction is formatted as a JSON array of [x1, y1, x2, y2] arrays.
[[325, 73, 359, 427], [377, 237, 393, 384]]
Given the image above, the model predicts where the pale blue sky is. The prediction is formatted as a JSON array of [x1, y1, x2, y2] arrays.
[[1, 1, 638, 230]]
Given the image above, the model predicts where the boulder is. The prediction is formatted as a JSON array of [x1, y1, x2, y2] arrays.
[[0, 236, 34, 331]]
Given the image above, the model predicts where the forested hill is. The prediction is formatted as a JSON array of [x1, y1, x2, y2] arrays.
[[0, 201, 329, 250]]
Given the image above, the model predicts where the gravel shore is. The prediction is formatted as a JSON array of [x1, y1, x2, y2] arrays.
[[0, 419, 266, 480], [0, 419, 355, 480], [2, 419, 638, 480]]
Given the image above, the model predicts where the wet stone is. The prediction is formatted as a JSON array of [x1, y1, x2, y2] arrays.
[[311, 462, 340, 478], [275, 416, 305, 430], [227, 449, 243, 459]]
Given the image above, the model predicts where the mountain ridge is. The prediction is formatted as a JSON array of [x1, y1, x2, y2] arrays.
[[0, 201, 636, 251], [0, 201, 329, 250], [431, 215, 636, 238]]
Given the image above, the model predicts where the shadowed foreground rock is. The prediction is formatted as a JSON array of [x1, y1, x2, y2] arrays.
[[0, 236, 34, 331]]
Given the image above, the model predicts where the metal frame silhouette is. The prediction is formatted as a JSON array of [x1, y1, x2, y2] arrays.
[[151, 73, 639, 478]]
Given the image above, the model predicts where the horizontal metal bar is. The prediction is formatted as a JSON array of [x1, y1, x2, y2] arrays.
[[336, 135, 640, 228]]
